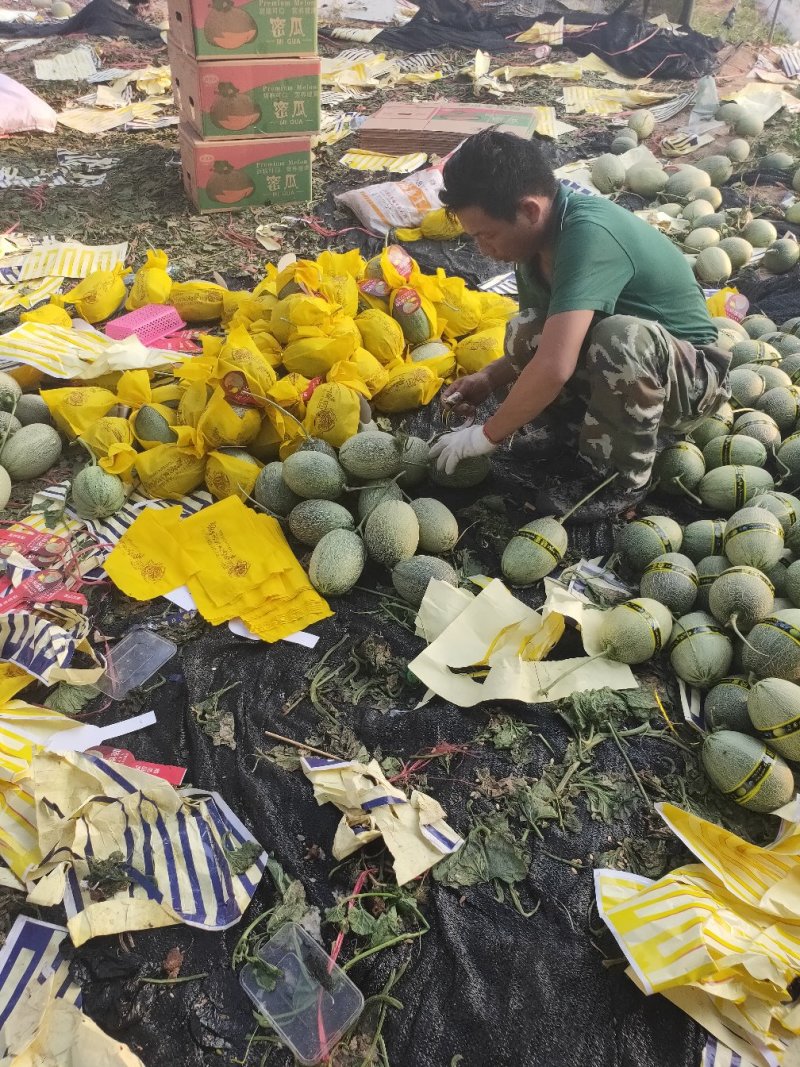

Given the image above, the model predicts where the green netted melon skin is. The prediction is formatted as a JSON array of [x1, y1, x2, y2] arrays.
[[309, 529, 366, 596], [410, 498, 459, 554], [665, 166, 711, 197], [702, 729, 794, 812], [688, 403, 734, 448], [704, 676, 753, 732], [682, 519, 726, 562], [71, 466, 126, 519], [655, 442, 705, 494], [598, 598, 673, 665], [625, 164, 666, 197], [429, 454, 491, 489], [282, 451, 346, 500], [253, 461, 301, 516], [742, 223, 778, 250], [364, 500, 419, 566], [299, 437, 339, 460], [134, 404, 177, 445], [756, 387, 800, 434], [748, 678, 800, 760], [764, 239, 800, 274], [501, 517, 568, 586], [1, 424, 62, 481], [0, 373, 22, 411], [357, 480, 403, 522], [392, 556, 458, 607], [742, 609, 800, 681], [708, 565, 775, 631], [338, 431, 402, 480], [695, 247, 732, 284], [614, 515, 682, 571], [639, 552, 698, 616], [668, 610, 734, 688], [723, 507, 783, 569], [288, 500, 354, 547], [591, 154, 626, 193], [718, 237, 753, 271], [785, 561, 800, 608], [729, 368, 765, 406], [397, 436, 430, 489], [702, 435, 766, 470], [627, 109, 654, 138], [697, 465, 774, 513], [14, 395, 51, 426]]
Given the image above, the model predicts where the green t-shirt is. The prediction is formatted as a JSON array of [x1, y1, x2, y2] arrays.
[[515, 185, 717, 345]]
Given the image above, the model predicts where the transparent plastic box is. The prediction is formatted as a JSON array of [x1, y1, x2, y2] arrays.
[[239, 923, 364, 1065], [96, 628, 177, 700]]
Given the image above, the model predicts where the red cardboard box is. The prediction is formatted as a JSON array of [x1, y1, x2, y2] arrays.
[[167, 0, 316, 60], [170, 43, 320, 139], [179, 123, 312, 213]]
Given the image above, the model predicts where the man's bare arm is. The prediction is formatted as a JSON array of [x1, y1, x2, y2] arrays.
[[483, 310, 595, 442]]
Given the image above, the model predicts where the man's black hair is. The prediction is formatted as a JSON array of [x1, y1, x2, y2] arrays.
[[440, 129, 558, 221]]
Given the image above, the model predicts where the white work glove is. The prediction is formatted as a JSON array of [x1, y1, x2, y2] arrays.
[[429, 424, 498, 476]]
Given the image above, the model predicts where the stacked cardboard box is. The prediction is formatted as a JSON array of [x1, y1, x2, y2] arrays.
[[168, 0, 319, 213]]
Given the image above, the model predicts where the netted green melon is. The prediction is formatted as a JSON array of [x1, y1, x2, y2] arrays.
[[787, 203, 800, 225], [624, 164, 666, 197], [704, 676, 753, 732], [681, 199, 715, 224], [703, 434, 766, 470], [742, 313, 778, 337], [410, 498, 459, 554], [695, 247, 732, 285], [709, 565, 775, 634], [309, 529, 366, 596], [682, 519, 726, 562], [734, 112, 764, 138], [338, 430, 402, 480], [614, 515, 682, 572], [639, 552, 698, 615], [253, 461, 301, 517], [784, 317, 800, 337], [748, 678, 800, 761], [696, 154, 733, 185], [501, 517, 567, 586], [288, 500, 354, 546], [668, 610, 734, 688], [741, 221, 778, 249], [729, 367, 765, 407], [718, 236, 753, 271], [610, 134, 638, 154], [730, 339, 780, 368], [627, 110, 654, 138], [397, 436, 430, 489], [653, 441, 705, 496], [764, 238, 800, 274], [695, 213, 727, 232], [392, 556, 458, 607], [762, 152, 795, 172], [429, 454, 491, 488], [282, 451, 346, 500], [776, 433, 800, 484], [702, 730, 794, 812], [742, 609, 800, 681], [723, 507, 784, 569], [766, 561, 790, 599], [724, 139, 750, 163], [688, 402, 735, 448], [597, 598, 673, 664], [731, 410, 781, 450], [591, 153, 626, 194], [752, 490, 800, 533], [685, 228, 721, 253], [364, 500, 419, 566], [716, 101, 744, 123], [357, 480, 403, 522], [697, 465, 774, 513], [756, 386, 800, 433], [696, 555, 729, 611], [666, 166, 711, 198], [785, 560, 800, 608]]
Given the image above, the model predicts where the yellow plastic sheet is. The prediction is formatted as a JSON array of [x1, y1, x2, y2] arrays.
[[105, 505, 193, 597]]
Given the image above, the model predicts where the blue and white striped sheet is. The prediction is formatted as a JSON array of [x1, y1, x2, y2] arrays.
[[0, 915, 80, 1032]]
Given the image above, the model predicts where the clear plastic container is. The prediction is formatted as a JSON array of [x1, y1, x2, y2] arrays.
[[239, 923, 364, 1065], [95, 628, 177, 700]]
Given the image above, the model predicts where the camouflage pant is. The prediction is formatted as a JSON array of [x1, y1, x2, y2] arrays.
[[504, 311, 731, 488]]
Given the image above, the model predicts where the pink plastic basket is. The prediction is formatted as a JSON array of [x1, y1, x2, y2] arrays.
[[105, 304, 185, 346]]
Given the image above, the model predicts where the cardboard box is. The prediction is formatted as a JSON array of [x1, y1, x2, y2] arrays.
[[170, 44, 320, 139], [179, 124, 312, 213], [358, 101, 542, 154], [167, 0, 316, 59]]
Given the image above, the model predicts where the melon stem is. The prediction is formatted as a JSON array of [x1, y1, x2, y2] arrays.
[[540, 652, 609, 697], [673, 475, 702, 505], [728, 613, 767, 656], [558, 471, 619, 524]]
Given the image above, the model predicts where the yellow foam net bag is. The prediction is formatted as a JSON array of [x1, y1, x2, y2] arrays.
[[41, 386, 118, 437], [79, 416, 138, 479], [130, 402, 178, 449], [282, 334, 357, 378], [373, 363, 443, 413], [135, 442, 207, 498], [303, 382, 361, 447], [169, 281, 226, 323], [354, 310, 406, 365], [196, 387, 262, 451], [204, 449, 262, 501], [65, 264, 129, 324], [125, 249, 172, 310], [221, 290, 265, 327], [214, 325, 278, 396], [475, 291, 518, 328], [317, 249, 365, 281], [19, 296, 72, 329], [455, 326, 505, 374], [409, 341, 457, 379]]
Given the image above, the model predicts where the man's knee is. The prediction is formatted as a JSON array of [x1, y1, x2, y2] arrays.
[[505, 309, 543, 372]]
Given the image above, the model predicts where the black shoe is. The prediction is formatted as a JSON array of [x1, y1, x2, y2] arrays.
[[534, 460, 649, 524]]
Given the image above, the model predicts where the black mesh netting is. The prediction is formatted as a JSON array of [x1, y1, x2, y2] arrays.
[[23, 399, 739, 1067]]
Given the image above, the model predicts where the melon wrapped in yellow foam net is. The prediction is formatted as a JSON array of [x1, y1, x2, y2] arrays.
[[455, 325, 506, 374], [135, 442, 207, 498], [327, 348, 389, 399], [196, 387, 262, 452], [373, 363, 443, 413], [433, 274, 482, 339], [355, 309, 406, 365], [177, 381, 212, 428], [282, 333, 358, 378], [169, 280, 226, 323], [19, 296, 71, 329], [266, 373, 311, 420], [269, 293, 335, 345], [65, 264, 129, 324], [214, 325, 278, 396], [395, 207, 464, 242], [125, 249, 172, 310], [41, 386, 118, 437], [79, 416, 138, 479], [205, 449, 263, 501], [303, 382, 361, 447]]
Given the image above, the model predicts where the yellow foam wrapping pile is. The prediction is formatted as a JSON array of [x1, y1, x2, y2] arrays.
[[39, 246, 518, 501], [597, 800, 800, 1066], [104, 496, 332, 641]]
